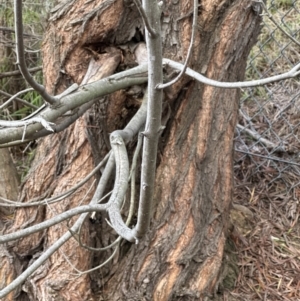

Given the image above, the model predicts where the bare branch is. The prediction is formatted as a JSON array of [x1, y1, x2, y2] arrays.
[[0, 89, 38, 109], [163, 58, 300, 88], [1, 55, 299, 147], [237, 124, 284, 151], [78, 133, 143, 251], [14, 0, 56, 105], [0, 88, 34, 110], [0, 204, 108, 244], [0, 64, 148, 146], [0, 26, 42, 39], [106, 91, 148, 242], [0, 66, 42, 79], [0, 117, 54, 131], [0, 84, 150, 296], [108, 132, 134, 241], [134, 0, 163, 239], [69, 244, 119, 275]]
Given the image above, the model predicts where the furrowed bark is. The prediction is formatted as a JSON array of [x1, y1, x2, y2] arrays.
[[1, 0, 262, 300]]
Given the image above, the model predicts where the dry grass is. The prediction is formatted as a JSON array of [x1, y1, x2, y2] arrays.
[[230, 163, 300, 300], [229, 1, 300, 300]]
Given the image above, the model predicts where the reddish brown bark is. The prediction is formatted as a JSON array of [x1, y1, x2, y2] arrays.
[[1, 0, 262, 300]]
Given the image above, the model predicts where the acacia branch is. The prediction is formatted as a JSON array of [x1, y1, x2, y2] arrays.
[[0, 89, 149, 297], [107, 132, 135, 241], [0, 88, 34, 110], [106, 90, 148, 241], [1, 58, 299, 147], [133, 0, 163, 239]]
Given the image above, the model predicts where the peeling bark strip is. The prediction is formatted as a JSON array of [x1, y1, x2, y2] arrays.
[[0, 0, 262, 300]]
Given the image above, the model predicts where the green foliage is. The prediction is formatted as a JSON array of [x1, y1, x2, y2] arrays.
[[0, 4, 14, 28]]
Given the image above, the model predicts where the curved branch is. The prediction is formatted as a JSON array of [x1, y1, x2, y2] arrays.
[[1, 56, 298, 147], [14, 0, 56, 105], [107, 132, 135, 241], [69, 243, 120, 275], [163, 58, 300, 88], [0, 66, 42, 79], [157, 0, 198, 89]]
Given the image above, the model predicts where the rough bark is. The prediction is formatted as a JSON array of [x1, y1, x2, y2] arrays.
[[0, 149, 19, 216], [0, 10, 22, 300], [102, 2, 262, 300], [0, 149, 20, 301], [1, 0, 262, 300]]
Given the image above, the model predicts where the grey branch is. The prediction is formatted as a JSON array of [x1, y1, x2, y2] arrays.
[[0, 64, 148, 146], [0, 204, 108, 244], [133, 0, 163, 239], [163, 59, 300, 88], [0, 117, 54, 131], [14, 0, 56, 104]]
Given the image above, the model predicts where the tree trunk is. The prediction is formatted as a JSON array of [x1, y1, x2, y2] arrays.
[[2, 0, 262, 300]]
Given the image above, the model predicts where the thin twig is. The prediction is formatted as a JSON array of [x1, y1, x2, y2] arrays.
[[14, 0, 56, 104], [0, 152, 111, 208], [237, 124, 284, 151], [0, 153, 115, 298], [235, 149, 300, 167], [70, 244, 119, 276], [0, 26, 42, 39], [0, 64, 149, 146], [157, 0, 198, 89], [0, 89, 38, 109], [0, 203, 109, 244], [0, 66, 42, 79], [132, 0, 157, 37], [0, 88, 34, 110]]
